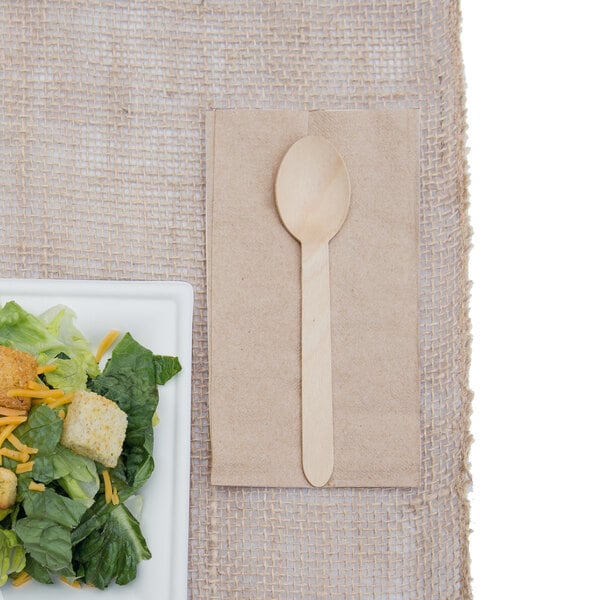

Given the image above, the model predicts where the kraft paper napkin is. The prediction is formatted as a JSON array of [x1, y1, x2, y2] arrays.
[[207, 109, 420, 487]]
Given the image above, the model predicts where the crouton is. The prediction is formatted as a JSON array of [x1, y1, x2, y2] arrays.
[[60, 390, 127, 468], [0, 467, 17, 509], [0, 346, 37, 411]]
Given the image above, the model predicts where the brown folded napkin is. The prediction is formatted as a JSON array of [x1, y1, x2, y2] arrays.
[[207, 109, 420, 487]]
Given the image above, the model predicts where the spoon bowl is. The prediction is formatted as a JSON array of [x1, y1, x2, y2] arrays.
[[276, 135, 351, 245]]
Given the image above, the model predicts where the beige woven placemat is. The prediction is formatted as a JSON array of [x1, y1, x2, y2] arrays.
[[0, 2, 472, 598]]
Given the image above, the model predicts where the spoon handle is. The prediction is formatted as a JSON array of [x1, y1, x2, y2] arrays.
[[300, 241, 334, 487]]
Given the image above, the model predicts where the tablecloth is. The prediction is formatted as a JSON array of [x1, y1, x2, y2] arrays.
[[0, 2, 472, 598]]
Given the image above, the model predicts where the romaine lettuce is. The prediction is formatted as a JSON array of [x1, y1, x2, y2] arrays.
[[14, 518, 74, 575], [38, 304, 100, 388], [0, 301, 99, 391], [89, 332, 181, 492], [0, 301, 181, 588], [74, 503, 150, 589], [0, 301, 65, 359], [0, 530, 25, 586]]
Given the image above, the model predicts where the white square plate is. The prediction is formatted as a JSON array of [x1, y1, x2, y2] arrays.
[[0, 279, 193, 600]]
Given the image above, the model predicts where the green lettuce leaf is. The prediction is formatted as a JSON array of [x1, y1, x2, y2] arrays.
[[12, 405, 63, 455], [42, 357, 88, 394], [22, 488, 87, 529], [0, 508, 12, 523], [24, 554, 53, 584], [28, 443, 100, 507], [11, 407, 98, 508], [14, 518, 74, 575], [0, 301, 99, 392], [74, 503, 150, 589], [5, 404, 63, 489], [0, 301, 65, 358], [12, 475, 89, 579], [153, 354, 182, 385], [57, 449, 100, 508], [0, 530, 26, 587], [70, 497, 114, 546], [38, 305, 99, 388]]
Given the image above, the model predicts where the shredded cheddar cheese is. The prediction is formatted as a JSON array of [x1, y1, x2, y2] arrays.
[[0, 423, 21, 446], [6, 388, 63, 399], [95, 329, 121, 363], [102, 469, 113, 504], [30, 391, 73, 409], [111, 488, 120, 506], [26, 380, 45, 390], [28, 482, 45, 492], [6, 388, 63, 398], [7, 433, 38, 455], [0, 407, 27, 417], [16, 460, 35, 474], [12, 571, 32, 587], [0, 416, 27, 427], [36, 363, 57, 374], [0, 448, 30, 463], [57, 409, 66, 419], [47, 392, 75, 409]]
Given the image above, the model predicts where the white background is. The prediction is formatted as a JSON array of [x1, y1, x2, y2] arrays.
[[462, 1, 600, 598]]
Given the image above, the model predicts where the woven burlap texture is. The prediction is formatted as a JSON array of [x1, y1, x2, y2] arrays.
[[0, 2, 472, 599]]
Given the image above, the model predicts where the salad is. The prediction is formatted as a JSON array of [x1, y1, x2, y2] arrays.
[[0, 300, 181, 589]]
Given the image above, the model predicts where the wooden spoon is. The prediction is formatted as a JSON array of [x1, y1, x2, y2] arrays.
[[275, 135, 351, 487]]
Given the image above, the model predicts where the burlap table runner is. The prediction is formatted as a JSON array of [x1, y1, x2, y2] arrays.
[[0, 2, 471, 598]]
